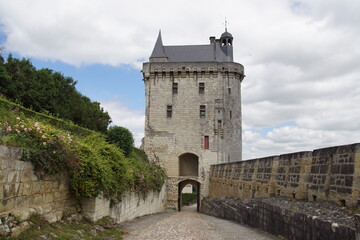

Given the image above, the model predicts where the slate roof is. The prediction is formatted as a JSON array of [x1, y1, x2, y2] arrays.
[[150, 31, 233, 63]]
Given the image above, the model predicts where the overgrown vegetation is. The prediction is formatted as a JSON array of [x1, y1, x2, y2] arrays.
[[0, 96, 166, 200], [0, 54, 111, 132]]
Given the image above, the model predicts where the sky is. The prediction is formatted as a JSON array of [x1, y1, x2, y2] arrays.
[[0, 0, 359, 160]]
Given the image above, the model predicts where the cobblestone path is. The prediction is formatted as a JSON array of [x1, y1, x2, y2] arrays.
[[121, 205, 277, 240]]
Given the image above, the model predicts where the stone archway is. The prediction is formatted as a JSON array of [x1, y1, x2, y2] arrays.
[[178, 179, 201, 212], [179, 153, 198, 177]]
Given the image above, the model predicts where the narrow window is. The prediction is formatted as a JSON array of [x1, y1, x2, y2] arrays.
[[199, 82, 205, 94], [230, 111, 232, 119], [218, 120, 222, 128], [167, 105, 172, 118], [200, 105, 206, 118], [228, 88, 231, 94], [204, 136, 209, 149], [172, 82, 178, 94]]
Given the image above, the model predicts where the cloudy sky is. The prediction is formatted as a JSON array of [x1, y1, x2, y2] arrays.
[[0, 0, 359, 159]]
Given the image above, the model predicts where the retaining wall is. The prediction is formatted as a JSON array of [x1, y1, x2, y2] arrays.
[[0, 144, 166, 232], [201, 198, 357, 240], [209, 143, 360, 207], [81, 184, 166, 222], [0, 145, 79, 222]]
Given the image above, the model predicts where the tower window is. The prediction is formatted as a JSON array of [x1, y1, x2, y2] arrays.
[[230, 111, 232, 119], [199, 82, 205, 94], [172, 82, 178, 94], [204, 136, 209, 149], [228, 88, 231, 94], [200, 105, 206, 118], [167, 105, 172, 118]]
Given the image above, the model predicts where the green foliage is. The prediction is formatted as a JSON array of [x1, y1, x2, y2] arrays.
[[70, 134, 127, 199], [107, 125, 134, 157], [0, 97, 166, 200], [130, 147, 149, 163], [181, 193, 197, 206], [0, 54, 111, 132]]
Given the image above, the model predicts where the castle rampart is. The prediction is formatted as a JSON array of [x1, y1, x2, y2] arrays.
[[209, 143, 360, 208]]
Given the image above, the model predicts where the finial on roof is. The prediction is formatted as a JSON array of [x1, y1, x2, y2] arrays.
[[149, 30, 168, 61], [224, 17, 228, 32]]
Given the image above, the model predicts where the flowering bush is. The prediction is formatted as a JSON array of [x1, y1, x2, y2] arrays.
[[1, 116, 79, 176], [0, 105, 166, 200]]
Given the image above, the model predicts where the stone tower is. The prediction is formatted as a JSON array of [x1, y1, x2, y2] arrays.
[[142, 30, 245, 210]]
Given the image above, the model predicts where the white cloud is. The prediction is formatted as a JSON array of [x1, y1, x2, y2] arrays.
[[100, 101, 145, 148], [1, 0, 359, 159]]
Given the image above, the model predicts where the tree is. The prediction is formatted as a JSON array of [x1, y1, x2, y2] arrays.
[[107, 126, 134, 157], [0, 54, 111, 132]]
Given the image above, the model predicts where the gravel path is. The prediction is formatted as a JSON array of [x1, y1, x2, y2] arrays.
[[121, 205, 277, 240]]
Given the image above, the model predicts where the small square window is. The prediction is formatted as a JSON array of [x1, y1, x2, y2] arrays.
[[167, 105, 172, 118], [199, 82, 205, 94], [200, 105, 206, 118], [172, 82, 178, 94]]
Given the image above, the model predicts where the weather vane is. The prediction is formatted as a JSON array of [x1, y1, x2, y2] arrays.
[[223, 17, 229, 32]]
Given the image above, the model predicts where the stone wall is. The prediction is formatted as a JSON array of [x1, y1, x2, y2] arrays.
[[142, 61, 244, 208], [209, 143, 360, 208], [201, 198, 357, 240], [81, 184, 166, 223], [0, 145, 79, 222]]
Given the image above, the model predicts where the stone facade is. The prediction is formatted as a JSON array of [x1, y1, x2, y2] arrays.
[[142, 31, 245, 209], [209, 143, 360, 208]]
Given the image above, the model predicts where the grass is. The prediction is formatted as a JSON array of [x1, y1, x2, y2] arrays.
[[0, 214, 123, 240]]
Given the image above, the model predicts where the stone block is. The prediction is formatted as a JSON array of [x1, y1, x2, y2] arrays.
[[0, 197, 15, 212], [31, 182, 41, 194], [15, 195, 34, 208], [44, 211, 62, 223], [18, 182, 32, 196], [3, 183, 20, 198], [0, 171, 5, 183], [20, 170, 36, 182], [41, 181, 53, 193], [44, 193, 54, 203], [52, 180, 61, 190], [7, 171, 20, 183], [33, 194, 44, 205], [10, 209, 30, 221], [10, 221, 30, 237]]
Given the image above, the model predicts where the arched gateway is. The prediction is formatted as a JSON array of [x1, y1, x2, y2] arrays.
[[178, 179, 201, 212]]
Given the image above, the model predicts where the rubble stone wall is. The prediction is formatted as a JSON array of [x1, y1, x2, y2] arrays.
[[209, 143, 360, 208]]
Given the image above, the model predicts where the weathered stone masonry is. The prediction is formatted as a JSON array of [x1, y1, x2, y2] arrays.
[[208, 143, 360, 208], [142, 31, 245, 209]]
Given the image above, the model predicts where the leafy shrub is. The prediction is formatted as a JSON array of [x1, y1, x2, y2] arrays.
[[0, 99, 166, 200], [107, 126, 134, 157], [182, 193, 197, 206]]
